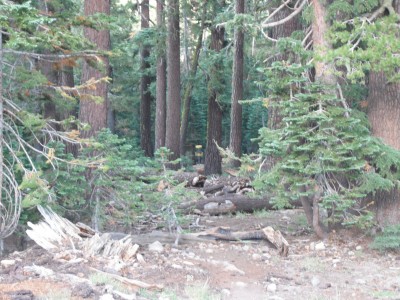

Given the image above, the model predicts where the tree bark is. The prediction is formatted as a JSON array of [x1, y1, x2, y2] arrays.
[[155, 0, 167, 150], [229, 0, 244, 167], [180, 2, 207, 157], [307, 0, 333, 238], [165, 0, 181, 168], [79, 0, 110, 138], [367, 1, 400, 225], [204, 27, 225, 175], [267, 1, 302, 130], [140, 0, 153, 157], [311, 0, 336, 85]]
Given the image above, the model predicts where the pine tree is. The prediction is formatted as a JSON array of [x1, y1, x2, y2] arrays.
[[79, 0, 110, 138]]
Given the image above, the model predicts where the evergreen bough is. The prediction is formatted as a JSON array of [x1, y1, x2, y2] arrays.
[[254, 47, 400, 230]]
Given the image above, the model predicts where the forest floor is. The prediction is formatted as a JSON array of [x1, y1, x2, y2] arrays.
[[1, 208, 400, 300]]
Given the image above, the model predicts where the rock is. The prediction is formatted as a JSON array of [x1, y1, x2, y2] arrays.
[[23, 265, 54, 277], [315, 242, 326, 251], [348, 251, 355, 256], [186, 252, 196, 258], [234, 281, 248, 288], [267, 283, 277, 293], [6, 290, 33, 300], [262, 253, 271, 260], [355, 279, 366, 285], [252, 254, 262, 261], [261, 246, 270, 253], [171, 264, 183, 270], [242, 245, 250, 252], [148, 241, 164, 253], [113, 290, 137, 300], [356, 245, 363, 251], [206, 248, 214, 254], [1, 259, 16, 268], [221, 289, 231, 297], [320, 283, 332, 289], [309, 242, 315, 251], [99, 294, 114, 300], [72, 283, 94, 298], [136, 253, 146, 265], [311, 276, 320, 287]]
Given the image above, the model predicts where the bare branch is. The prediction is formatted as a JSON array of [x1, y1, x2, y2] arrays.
[[262, 0, 308, 29]]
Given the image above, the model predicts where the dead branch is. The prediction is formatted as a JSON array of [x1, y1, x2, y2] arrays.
[[262, 0, 308, 28], [193, 226, 289, 257], [90, 267, 163, 290]]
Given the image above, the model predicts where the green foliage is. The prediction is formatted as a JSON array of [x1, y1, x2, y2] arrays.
[[254, 49, 400, 226], [329, 12, 400, 82], [371, 224, 400, 252]]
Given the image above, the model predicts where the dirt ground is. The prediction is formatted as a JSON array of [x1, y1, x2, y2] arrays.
[[0, 209, 399, 300]]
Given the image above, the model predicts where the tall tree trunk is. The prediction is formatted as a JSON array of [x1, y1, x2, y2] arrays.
[[57, 66, 79, 156], [204, 27, 225, 175], [140, 0, 153, 157], [311, 0, 336, 85], [306, 0, 334, 239], [267, 1, 302, 130], [165, 0, 181, 168], [155, 0, 167, 150], [367, 0, 400, 225], [229, 0, 244, 167], [180, 2, 207, 157], [79, 0, 110, 138]]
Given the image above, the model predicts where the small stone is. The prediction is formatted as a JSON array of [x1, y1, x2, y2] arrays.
[[148, 241, 164, 253], [262, 253, 271, 260], [355, 279, 366, 285], [309, 242, 315, 251], [187, 252, 196, 258], [332, 258, 341, 264], [270, 277, 278, 283], [348, 251, 355, 256], [221, 289, 231, 297], [252, 254, 262, 261], [1, 259, 16, 268], [72, 283, 94, 298], [171, 264, 183, 269], [260, 246, 270, 253], [206, 248, 214, 254], [315, 242, 326, 251], [99, 294, 114, 300], [267, 283, 277, 293], [356, 245, 363, 251], [320, 283, 332, 289], [311, 276, 320, 287], [242, 245, 250, 252], [136, 253, 146, 265], [234, 281, 248, 288]]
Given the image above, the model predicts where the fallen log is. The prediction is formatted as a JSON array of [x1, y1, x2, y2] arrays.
[[174, 173, 207, 187], [194, 226, 289, 257], [179, 195, 302, 214], [28, 206, 289, 258], [202, 183, 225, 194]]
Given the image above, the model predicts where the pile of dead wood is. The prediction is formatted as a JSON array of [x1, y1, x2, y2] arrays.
[[171, 172, 302, 216], [174, 172, 253, 194]]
